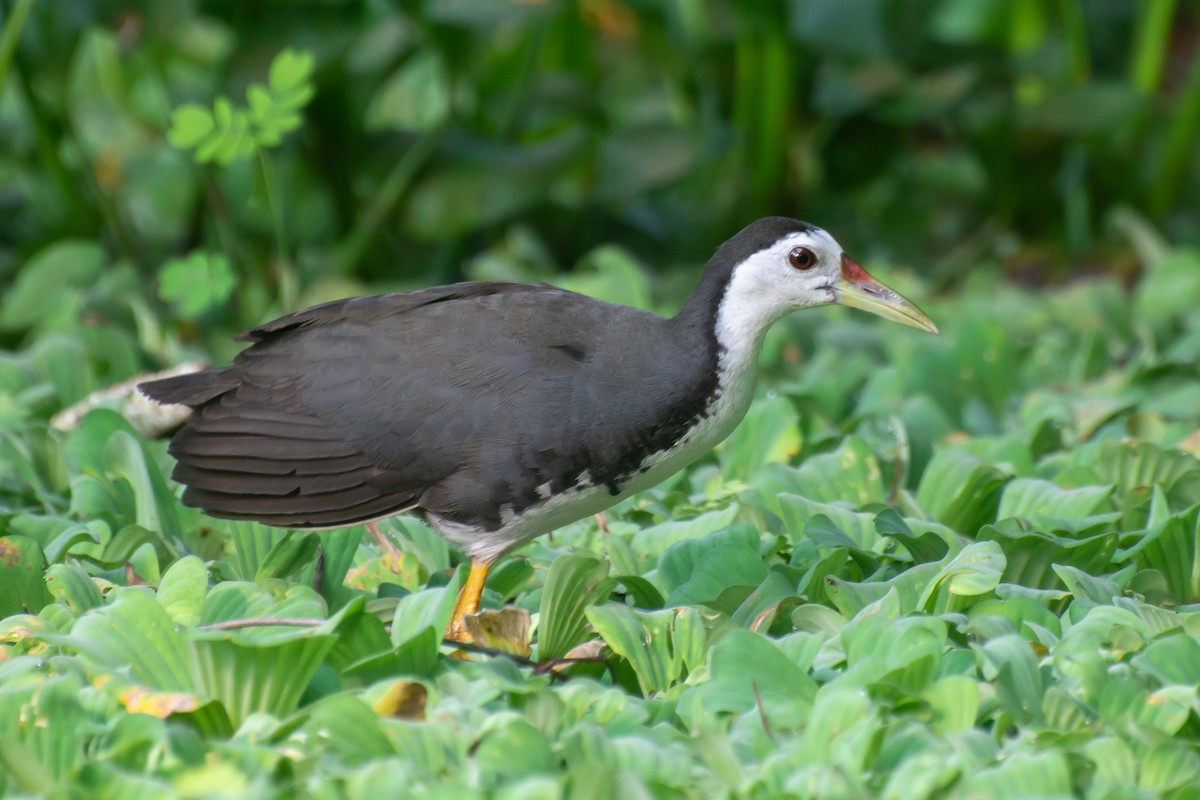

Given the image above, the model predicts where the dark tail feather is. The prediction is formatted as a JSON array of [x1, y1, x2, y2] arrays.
[[139, 368, 238, 407], [157, 380, 423, 529]]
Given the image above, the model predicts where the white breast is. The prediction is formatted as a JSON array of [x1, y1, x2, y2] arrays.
[[431, 283, 769, 563]]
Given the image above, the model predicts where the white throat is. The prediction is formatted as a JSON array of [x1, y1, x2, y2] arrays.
[[707, 224, 843, 420]]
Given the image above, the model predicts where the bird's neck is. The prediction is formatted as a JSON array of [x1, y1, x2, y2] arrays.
[[671, 270, 779, 421], [674, 269, 781, 375]]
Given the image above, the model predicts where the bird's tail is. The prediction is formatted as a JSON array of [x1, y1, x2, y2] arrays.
[[138, 367, 238, 408]]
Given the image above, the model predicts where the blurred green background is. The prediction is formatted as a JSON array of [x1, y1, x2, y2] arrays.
[[9, 0, 1200, 292], [2, 0, 1198, 343]]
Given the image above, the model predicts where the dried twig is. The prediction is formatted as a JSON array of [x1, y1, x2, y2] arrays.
[[442, 638, 609, 681], [198, 617, 324, 631], [752, 681, 775, 740], [194, 619, 609, 682]]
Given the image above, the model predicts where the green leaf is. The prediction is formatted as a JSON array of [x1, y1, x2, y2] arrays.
[[978, 634, 1045, 724], [224, 520, 288, 582], [246, 84, 272, 120], [1053, 563, 1128, 608], [586, 605, 684, 696], [922, 675, 980, 734], [797, 686, 878, 774], [979, 522, 1118, 590], [1124, 504, 1200, 604], [1131, 633, 1200, 686], [730, 568, 800, 630], [157, 555, 208, 626], [45, 562, 102, 613], [28, 334, 94, 405], [915, 448, 1010, 534], [158, 252, 236, 320], [186, 631, 337, 726], [996, 478, 1113, 521], [166, 104, 215, 149], [199, 582, 326, 635], [612, 574, 664, 609], [827, 565, 941, 617], [715, 394, 801, 481], [959, 750, 1073, 799], [699, 628, 817, 720], [303, 694, 395, 763], [61, 588, 194, 691], [104, 429, 184, 542], [474, 718, 557, 784], [402, 130, 585, 239], [1134, 247, 1200, 329], [365, 50, 451, 133], [1140, 742, 1200, 792], [537, 554, 613, 661], [390, 567, 465, 648], [1095, 440, 1200, 518], [630, 504, 741, 558], [1082, 736, 1137, 789], [0, 240, 105, 332], [254, 531, 320, 581], [268, 48, 315, 94], [556, 245, 654, 310], [0, 535, 52, 617], [171, 48, 313, 165], [661, 528, 767, 607], [791, 436, 886, 505], [875, 508, 950, 563], [777, 494, 881, 551], [0, 675, 89, 785], [918, 540, 1005, 611]]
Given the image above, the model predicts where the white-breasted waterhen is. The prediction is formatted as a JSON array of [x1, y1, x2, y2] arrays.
[[140, 217, 937, 642]]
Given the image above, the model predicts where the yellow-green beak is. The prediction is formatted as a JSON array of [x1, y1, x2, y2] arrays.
[[835, 254, 938, 334]]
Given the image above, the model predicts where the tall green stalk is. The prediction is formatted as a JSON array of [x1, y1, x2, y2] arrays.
[[1152, 47, 1200, 216], [331, 130, 439, 277], [1058, 0, 1090, 83], [259, 150, 297, 312], [1129, 0, 1178, 93], [0, 0, 35, 94]]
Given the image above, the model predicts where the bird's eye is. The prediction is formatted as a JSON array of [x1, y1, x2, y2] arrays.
[[788, 246, 816, 270]]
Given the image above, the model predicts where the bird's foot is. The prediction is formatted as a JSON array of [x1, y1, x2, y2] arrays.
[[443, 559, 491, 646]]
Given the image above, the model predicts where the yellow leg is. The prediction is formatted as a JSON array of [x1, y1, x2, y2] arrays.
[[444, 559, 491, 644]]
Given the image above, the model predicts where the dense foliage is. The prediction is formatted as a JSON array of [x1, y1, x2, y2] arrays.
[[2, 1, 1200, 798], [5, 234, 1200, 797], [3, 0, 1200, 306]]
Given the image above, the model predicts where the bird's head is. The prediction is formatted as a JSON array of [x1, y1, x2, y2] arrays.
[[709, 217, 938, 341]]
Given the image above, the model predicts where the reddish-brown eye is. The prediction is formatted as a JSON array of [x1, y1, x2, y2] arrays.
[[788, 246, 816, 270]]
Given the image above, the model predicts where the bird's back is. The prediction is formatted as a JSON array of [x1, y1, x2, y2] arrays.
[[141, 282, 719, 532]]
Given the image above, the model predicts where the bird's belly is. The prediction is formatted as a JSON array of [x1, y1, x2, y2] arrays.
[[431, 366, 757, 562]]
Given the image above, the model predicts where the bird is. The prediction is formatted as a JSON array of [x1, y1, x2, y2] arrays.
[[139, 217, 937, 642]]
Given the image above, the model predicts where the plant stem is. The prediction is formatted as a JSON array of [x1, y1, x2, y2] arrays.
[[1129, 0, 1178, 93], [199, 617, 323, 631], [0, 0, 34, 95], [258, 149, 297, 311], [331, 129, 439, 276], [1058, 0, 1090, 83], [1152, 42, 1200, 216]]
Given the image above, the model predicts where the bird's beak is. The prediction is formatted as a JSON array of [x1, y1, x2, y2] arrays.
[[834, 254, 938, 334]]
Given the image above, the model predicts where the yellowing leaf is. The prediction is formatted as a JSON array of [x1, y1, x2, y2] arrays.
[[463, 607, 531, 657], [120, 686, 200, 718], [372, 680, 427, 720]]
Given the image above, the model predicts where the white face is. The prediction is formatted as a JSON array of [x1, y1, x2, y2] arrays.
[[731, 227, 844, 312], [715, 227, 845, 355]]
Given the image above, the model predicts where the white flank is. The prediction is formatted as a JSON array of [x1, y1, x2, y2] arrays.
[[432, 227, 848, 562]]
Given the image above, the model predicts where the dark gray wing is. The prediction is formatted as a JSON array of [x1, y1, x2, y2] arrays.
[[141, 282, 713, 531]]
